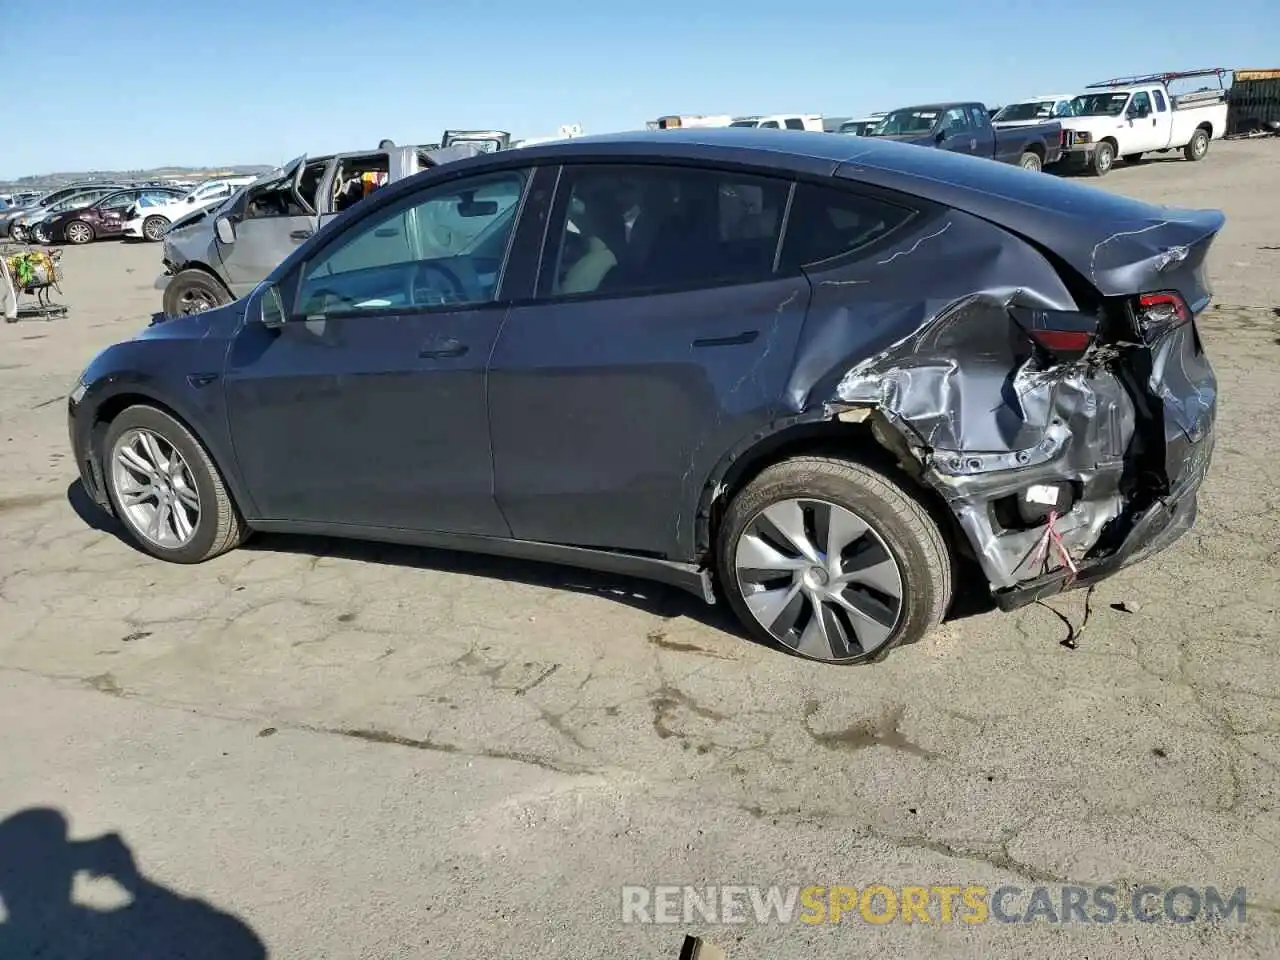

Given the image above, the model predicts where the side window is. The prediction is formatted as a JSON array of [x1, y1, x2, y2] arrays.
[[1153, 90, 1168, 112], [1130, 92, 1152, 115], [968, 106, 989, 129], [295, 169, 527, 316], [100, 192, 137, 209], [778, 182, 916, 270], [543, 164, 790, 300], [330, 155, 390, 214], [784, 117, 805, 130], [942, 107, 970, 132], [1053, 100, 1073, 117], [760, 120, 780, 129], [297, 161, 328, 211]]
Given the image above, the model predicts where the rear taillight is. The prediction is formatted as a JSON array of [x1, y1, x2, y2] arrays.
[[1009, 306, 1099, 362], [1133, 290, 1192, 340]]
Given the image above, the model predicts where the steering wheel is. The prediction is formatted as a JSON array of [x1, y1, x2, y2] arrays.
[[408, 260, 468, 306]]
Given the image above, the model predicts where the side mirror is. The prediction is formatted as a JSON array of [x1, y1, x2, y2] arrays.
[[215, 216, 236, 245], [934, 129, 947, 142], [259, 282, 286, 329]]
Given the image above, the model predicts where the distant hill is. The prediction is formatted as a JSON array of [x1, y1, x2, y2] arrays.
[[0, 164, 275, 191]]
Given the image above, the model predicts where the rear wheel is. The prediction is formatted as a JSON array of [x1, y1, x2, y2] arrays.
[[717, 456, 952, 665], [1018, 150, 1043, 172], [1089, 140, 1115, 176], [103, 405, 246, 563], [142, 215, 170, 242], [1184, 128, 1210, 161], [163, 268, 233, 317], [65, 220, 94, 245], [31, 223, 51, 244]]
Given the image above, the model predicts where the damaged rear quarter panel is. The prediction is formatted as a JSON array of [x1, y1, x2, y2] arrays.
[[786, 207, 1137, 591]]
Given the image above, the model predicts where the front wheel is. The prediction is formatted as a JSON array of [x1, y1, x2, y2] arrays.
[[1089, 141, 1115, 176], [103, 405, 247, 563], [31, 223, 50, 244], [1018, 150, 1043, 172], [163, 268, 232, 317], [64, 220, 94, 245], [142, 215, 170, 242], [716, 457, 953, 665], [1184, 129, 1210, 161]]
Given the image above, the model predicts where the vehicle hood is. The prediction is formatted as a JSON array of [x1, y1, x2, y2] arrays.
[[1057, 116, 1119, 130], [139, 300, 243, 338]]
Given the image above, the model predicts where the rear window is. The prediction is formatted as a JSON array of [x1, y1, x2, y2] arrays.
[[779, 182, 915, 269]]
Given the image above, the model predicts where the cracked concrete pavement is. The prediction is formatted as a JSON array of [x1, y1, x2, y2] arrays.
[[1, 141, 1278, 958]]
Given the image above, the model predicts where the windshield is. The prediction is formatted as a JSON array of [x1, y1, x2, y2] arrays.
[[1070, 92, 1130, 117], [838, 121, 872, 135], [994, 101, 1056, 121], [870, 109, 938, 135]]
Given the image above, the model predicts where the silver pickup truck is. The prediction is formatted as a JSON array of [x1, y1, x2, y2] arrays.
[[157, 133, 508, 316]]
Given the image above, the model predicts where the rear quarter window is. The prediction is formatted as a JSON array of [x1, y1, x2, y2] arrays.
[[778, 182, 916, 270]]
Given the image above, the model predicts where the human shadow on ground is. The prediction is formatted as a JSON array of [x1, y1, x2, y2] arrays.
[[0, 807, 267, 960]]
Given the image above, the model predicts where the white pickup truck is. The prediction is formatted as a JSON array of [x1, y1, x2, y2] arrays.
[[1059, 68, 1229, 176]]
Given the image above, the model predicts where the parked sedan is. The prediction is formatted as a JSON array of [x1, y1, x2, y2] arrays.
[[40, 187, 186, 244], [67, 129, 1220, 664]]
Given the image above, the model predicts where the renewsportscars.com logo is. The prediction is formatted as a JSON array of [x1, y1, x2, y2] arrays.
[[621, 884, 1248, 925]]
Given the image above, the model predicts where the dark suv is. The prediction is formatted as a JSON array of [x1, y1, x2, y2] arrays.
[[67, 130, 1220, 664]]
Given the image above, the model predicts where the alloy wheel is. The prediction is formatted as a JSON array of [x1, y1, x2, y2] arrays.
[[733, 497, 904, 662], [144, 217, 168, 241], [110, 428, 202, 548], [66, 222, 92, 244], [177, 288, 217, 314]]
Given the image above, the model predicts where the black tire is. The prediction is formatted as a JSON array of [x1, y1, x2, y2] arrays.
[[1018, 150, 1043, 173], [64, 220, 94, 245], [31, 223, 50, 244], [1184, 128, 1210, 161], [1089, 140, 1115, 176], [1122, 152, 1144, 163], [163, 268, 233, 317], [716, 456, 953, 665], [142, 215, 170, 242], [102, 405, 247, 564]]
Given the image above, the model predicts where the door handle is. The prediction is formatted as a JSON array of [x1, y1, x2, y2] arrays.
[[419, 339, 468, 359], [290, 229, 313, 241], [692, 330, 759, 348]]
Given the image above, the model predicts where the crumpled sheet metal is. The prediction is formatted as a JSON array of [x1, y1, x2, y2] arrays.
[[831, 293, 1135, 592]]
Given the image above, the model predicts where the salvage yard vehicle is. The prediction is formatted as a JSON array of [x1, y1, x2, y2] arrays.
[[39, 186, 186, 244], [730, 114, 825, 131], [157, 140, 496, 316], [837, 114, 886, 136], [123, 176, 258, 242], [1059, 69, 1229, 175], [991, 94, 1077, 127], [68, 129, 1220, 665], [12, 186, 129, 242], [2, 183, 126, 240], [647, 114, 733, 130], [868, 102, 1063, 170]]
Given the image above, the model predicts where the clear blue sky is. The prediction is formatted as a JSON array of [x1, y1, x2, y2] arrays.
[[1, 0, 1275, 177]]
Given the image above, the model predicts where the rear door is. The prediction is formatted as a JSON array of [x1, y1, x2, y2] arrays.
[[487, 161, 810, 560]]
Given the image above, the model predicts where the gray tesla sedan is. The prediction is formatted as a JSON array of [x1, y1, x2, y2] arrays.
[[66, 129, 1220, 664]]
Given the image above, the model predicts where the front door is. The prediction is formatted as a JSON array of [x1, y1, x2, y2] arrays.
[[938, 106, 978, 154], [223, 166, 533, 536], [1126, 90, 1165, 152], [96, 190, 145, 236], [217, 160, 327, 297], [487, 161, 811, 560]]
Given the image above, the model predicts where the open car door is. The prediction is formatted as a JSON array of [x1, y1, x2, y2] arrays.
[[215, 154, 321, 297]]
